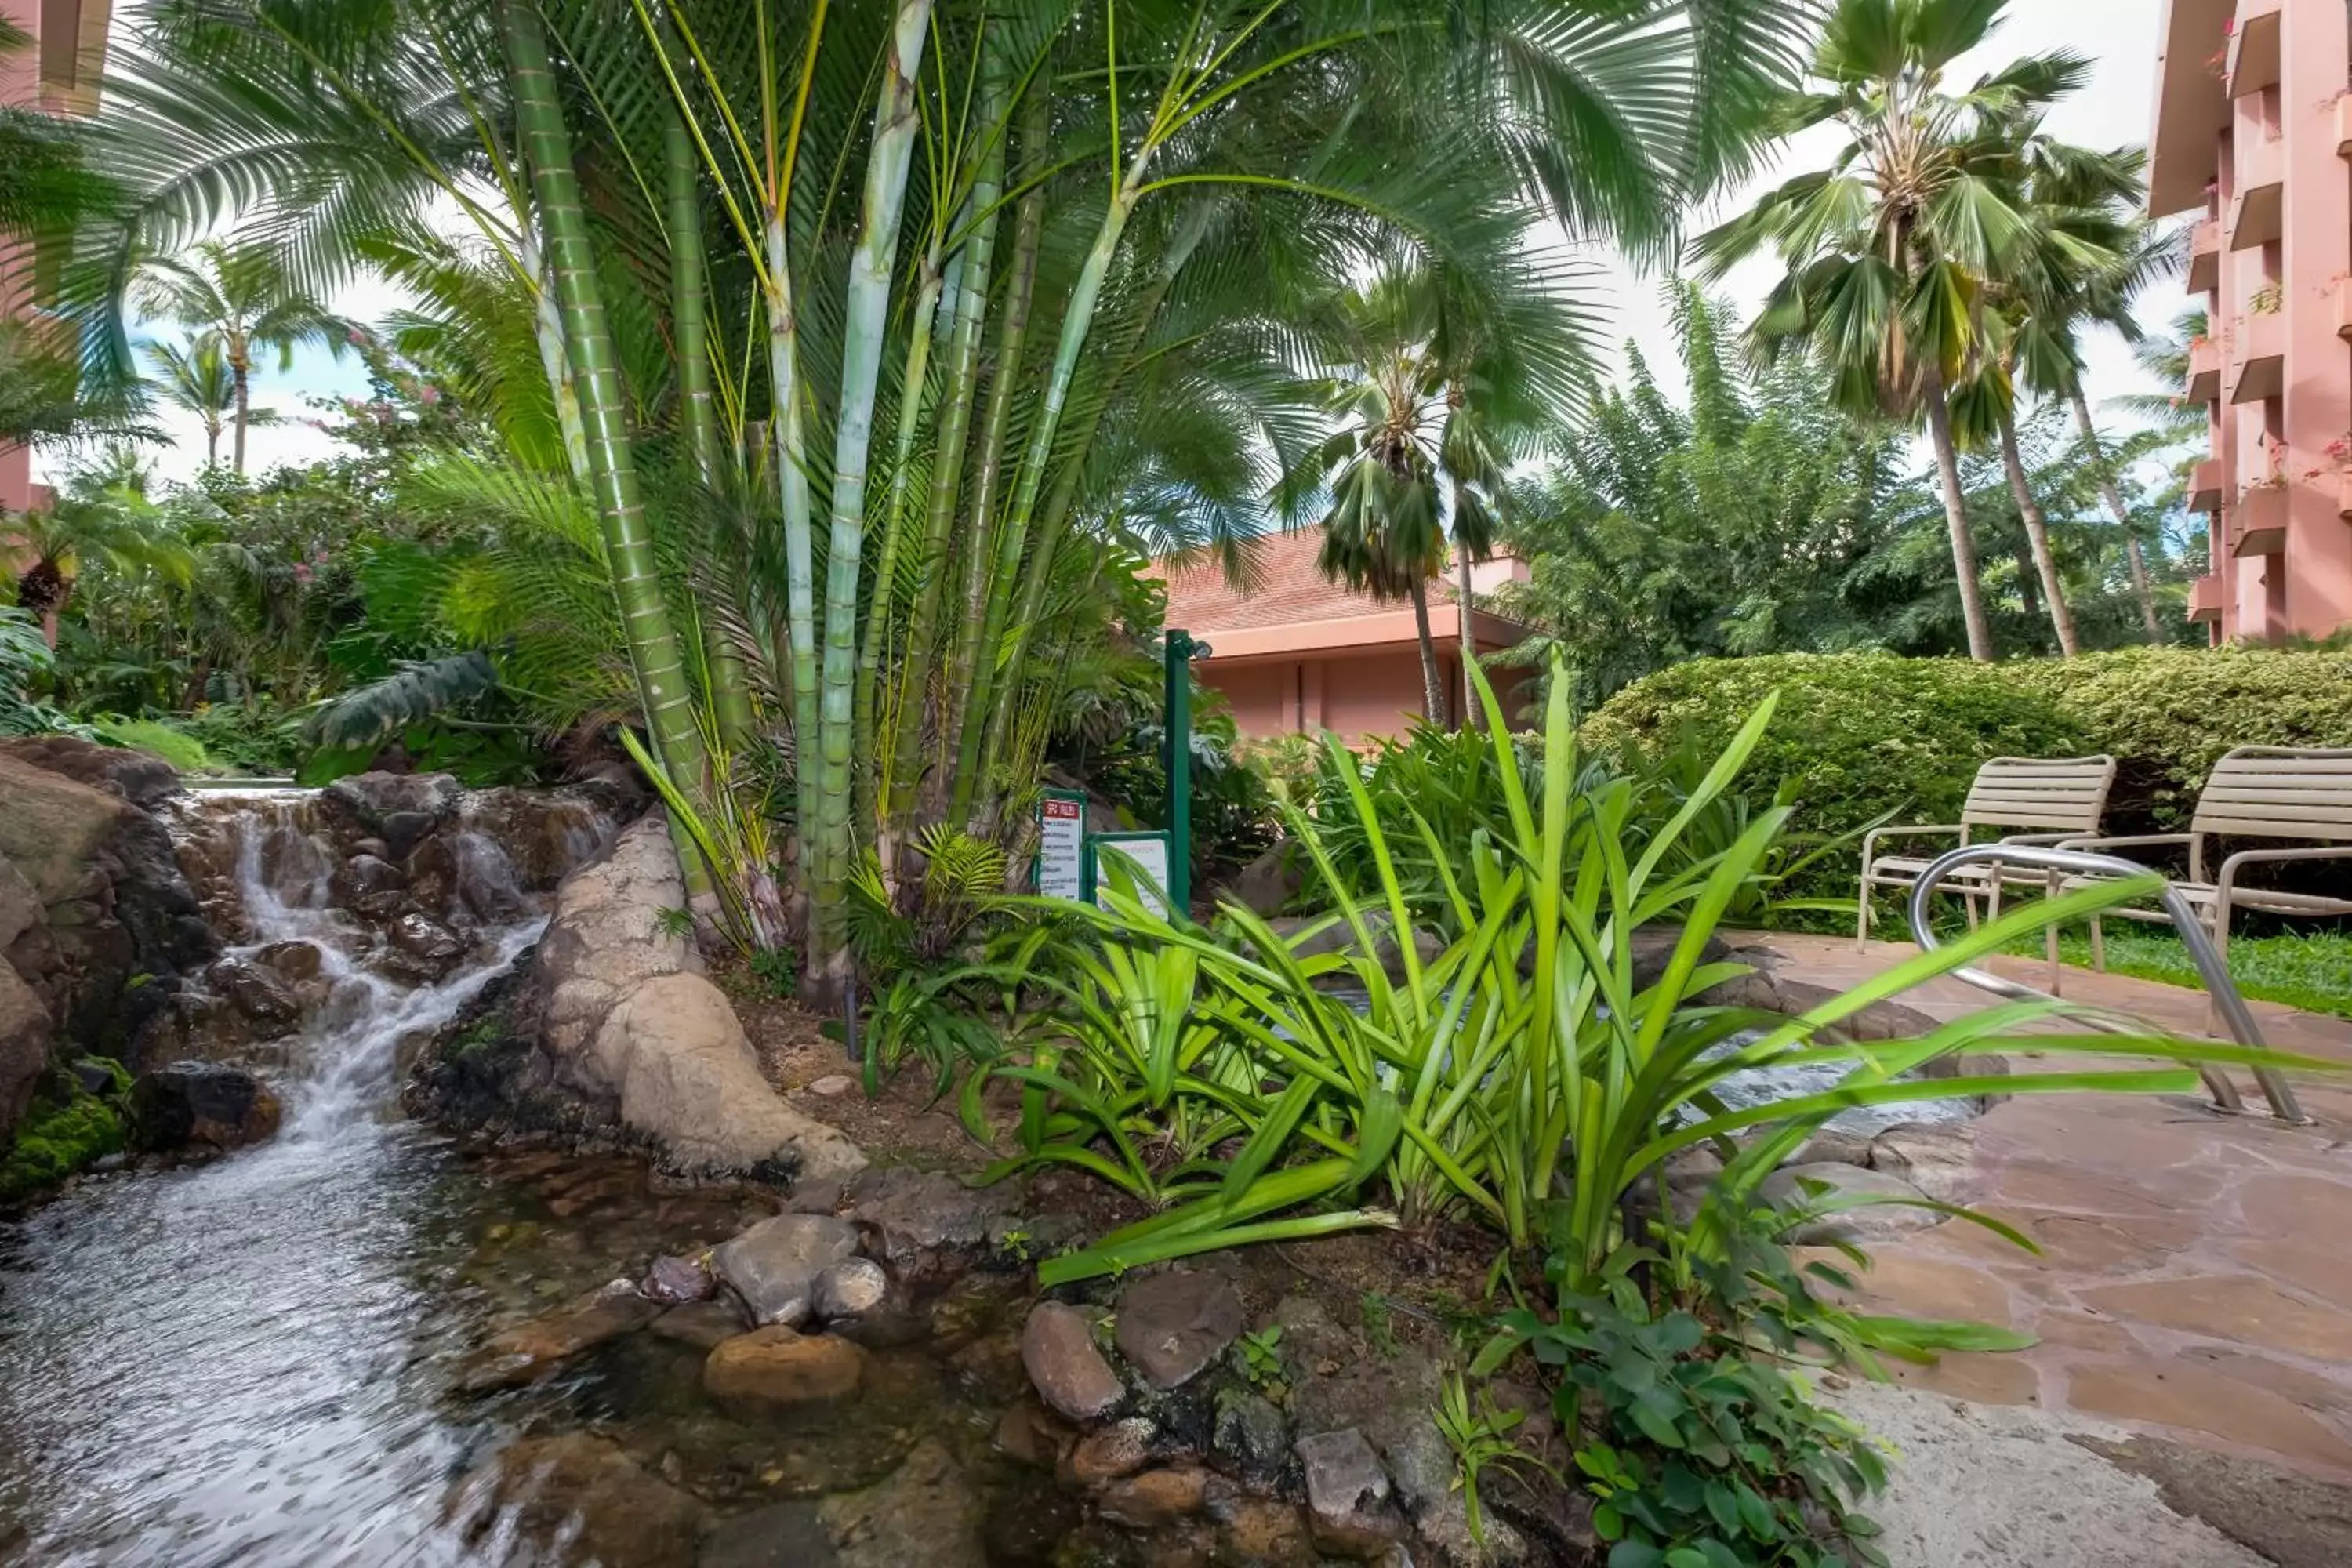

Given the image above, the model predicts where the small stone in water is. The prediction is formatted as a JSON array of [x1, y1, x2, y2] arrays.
[[809, 1074, 853, 1097]]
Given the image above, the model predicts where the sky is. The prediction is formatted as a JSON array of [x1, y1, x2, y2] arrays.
[[90, 0, 2187, 488]]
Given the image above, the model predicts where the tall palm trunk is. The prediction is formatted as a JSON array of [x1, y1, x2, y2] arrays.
[[1921, 361, 1994, 662], [229, 347, 250, 475], [808, 0, 933, 1001], [501, 0, 711, 826], [2069, 387, 2163, 643], [1455, 547, 1476, 731], [204, 419, 220, 467], [1995, 406, 2078, 655], [666, 90, 753, 751], [1408, 575, 1446, 722], [766, 208, 822, 931]]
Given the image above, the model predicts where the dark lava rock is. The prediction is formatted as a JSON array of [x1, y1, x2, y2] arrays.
[[448, 1432, 704, 1568], [321, 771, 461, 837], [464, 1279, 661, 1390], [132, 1062, 281, 1152], [1114, 1269, 1245, 1390], [2074, 1432, 2352, 1568], [815, 1436, 986, 1568], [379, 810, 441, 859], [697, 1500, 839, 1568], [1020, 1301, 1124, 1424], [840, 1165, 1017, 1284], [334, 853, 407, 902], [1294, 1428, 1406, 1556], [644, 1253, 714, 1304], [712, 1214, 860, 1328], [252, 938, 325, 983], [389, 913, 466, 971], [0, 734, 180, 810], [206, 956, 303, 1036], [1212, 1386, 1290, 1480], [651, 1298, 748, 1350]]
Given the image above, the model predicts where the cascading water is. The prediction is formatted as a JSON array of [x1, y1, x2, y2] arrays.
[[0, 785, 607, 1566]]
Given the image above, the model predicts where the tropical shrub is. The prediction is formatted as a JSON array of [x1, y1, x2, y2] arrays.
[[2012, 644, 2352, 827], [984, 660, 2245, 1283], [1580, 654, 2092, 851], [90, 717, 209, 773]]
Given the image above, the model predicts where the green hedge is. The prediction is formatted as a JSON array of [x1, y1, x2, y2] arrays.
[[1580, 646, 2352, 875]]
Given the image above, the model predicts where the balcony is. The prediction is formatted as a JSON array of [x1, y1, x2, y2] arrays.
[[2189, 458, 2225, 512], [2340, 469, 2352, 520], [2340, 288, 2352, 340], [2340, 93, 2352, 158], [2230, 131, 2284, 249], [2187, 573, 2225, 624], [2230, 307, 2285, 403], [2188, 217, 2222, 293], [2234, 481, 2288, 556], [2227, 0, 2283, 98], [2186, 336, 2223, 403]]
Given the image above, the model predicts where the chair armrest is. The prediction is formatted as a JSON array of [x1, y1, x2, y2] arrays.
[[2216, 845, 2352, 903], [1991, 832, 2081, 847], [1860, 824, 1964, 869], [2051, 833, 2195, 855]]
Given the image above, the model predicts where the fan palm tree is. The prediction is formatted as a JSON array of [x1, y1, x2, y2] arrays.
[[7, 469, 189, 644], [140, 338, 278, 467], [1693, 0, 2107, 663], [132, 239, 350, 474]]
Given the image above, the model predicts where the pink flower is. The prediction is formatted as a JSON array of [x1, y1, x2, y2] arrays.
[[419, 384, 441, 405], [293, 562, 314, 584]]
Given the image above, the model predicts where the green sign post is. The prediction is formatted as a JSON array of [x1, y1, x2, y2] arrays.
[[1163, 627, 1204, 916]]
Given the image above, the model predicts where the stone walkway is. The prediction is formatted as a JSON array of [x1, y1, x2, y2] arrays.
[[1737, 932, 2352, 1486]]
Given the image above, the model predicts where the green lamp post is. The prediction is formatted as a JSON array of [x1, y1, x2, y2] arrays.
[[1163, 627, 1206, 916]]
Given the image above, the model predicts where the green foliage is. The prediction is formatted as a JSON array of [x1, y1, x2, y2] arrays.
[[90, 716, 210, 773], [2005, 928, 2352, 1021], [2009, 645, 2352, 827], [746, 946, 798, 1001], [1235, 1326, 1284, 1388], [1523, 1296, 1887, 1568], [1436, 1369, 1552, 1548], [1581, 654, 2094, 851], [0, 1062, 132, 1206]]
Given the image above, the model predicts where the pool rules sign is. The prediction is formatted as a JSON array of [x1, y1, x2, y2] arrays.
[[1036, 790, 1087, 900]]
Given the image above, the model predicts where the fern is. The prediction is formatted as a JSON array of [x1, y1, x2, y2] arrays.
[[304, 649, 499, 747]]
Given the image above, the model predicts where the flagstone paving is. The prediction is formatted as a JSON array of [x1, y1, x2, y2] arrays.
[[1733, 933, 2352, 1483]]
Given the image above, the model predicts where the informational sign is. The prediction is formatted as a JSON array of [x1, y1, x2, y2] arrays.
[[1087, 833, 1173, 920], [1036, 790, 1087, 901]]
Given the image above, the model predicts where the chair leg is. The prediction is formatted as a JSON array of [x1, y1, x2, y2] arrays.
[[2089, 914, 2106, 973], [2044, 869, 2061, 995], [1856, 874, 1871, 952], [2206, 901, 2233, 1036]]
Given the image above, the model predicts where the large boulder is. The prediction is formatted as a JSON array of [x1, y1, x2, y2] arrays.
[[0, 754, 213, 1060], [0, 961, 49, 1134], [532, 815, 703, 1065], [0, 735, 180, 811], [320, 771, 463, 858], [447, 1433, 704, 1568], [132, 1062, 282, 1152], [603, 971, 866, 1181], [815, 1437, 986, 1568], [713, 1213, 861, 1327]]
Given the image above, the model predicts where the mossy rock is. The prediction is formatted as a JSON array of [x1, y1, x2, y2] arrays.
[[0, 1059, 132, 1206]]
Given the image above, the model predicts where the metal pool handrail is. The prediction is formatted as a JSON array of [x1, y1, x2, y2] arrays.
[[1905, 842, 2307, 1124]]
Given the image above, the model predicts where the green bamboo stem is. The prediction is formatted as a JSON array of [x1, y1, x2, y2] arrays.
[[975, 205, 1209, 795], [884, 82, 1021, 832], [666, 67, 753, 752], [808, 0, 935, 995], [766, 209, 822, 919], [937, 100, 1052, 820], [502, 0, 713, 906]]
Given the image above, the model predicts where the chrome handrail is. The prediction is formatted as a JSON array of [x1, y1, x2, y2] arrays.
[[1906, 843, 2306, 1123]]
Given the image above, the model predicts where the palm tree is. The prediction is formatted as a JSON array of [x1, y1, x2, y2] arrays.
[[140, 338, 277, 467], [77, 0, 1816, 999], [1694, 0, 2107, 663], [1282, 257, 1581, 725], [132, 239, 350, 474], [7, 461, 188, 645]]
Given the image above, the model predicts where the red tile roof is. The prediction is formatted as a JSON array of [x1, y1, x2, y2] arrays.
[[1159, 527, 1455, 635]]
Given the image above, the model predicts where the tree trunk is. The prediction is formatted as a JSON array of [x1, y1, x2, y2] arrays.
[[1455, 549, 1476, 731], [204, 419, 220, 467], [1409, 576, 1446, 724], [938, 95, 1048, 823], [765, 209, 822, 937], [230, 353, 250, 476], [807, 0, 933, 1005], [2070, 387, 2163, 644], [1922, 363, 1994, 662], [666, 85, 753, 753], [519, 226, 590, 482], [1997, 408, 2078, 655], [501, 0, 713, 875]]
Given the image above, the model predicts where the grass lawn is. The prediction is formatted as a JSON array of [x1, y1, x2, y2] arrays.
[[2001, 926, 2352, 1022]]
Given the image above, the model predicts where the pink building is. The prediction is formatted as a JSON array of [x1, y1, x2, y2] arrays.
[[0, 0, 108, 516], [1158, 529, 1536, 746], [2152, 0, 2352, 642]]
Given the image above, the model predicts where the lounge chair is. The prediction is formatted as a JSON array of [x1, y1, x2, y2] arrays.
[[2056, 746, 2352, 975], [1857, 755, 2119, 982]]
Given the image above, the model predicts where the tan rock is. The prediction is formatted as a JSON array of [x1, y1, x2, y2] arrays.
[[703, 1325, 866, 1410], [465, 1280, 659, 1389], [534, 815, 702, 1069], [445, 1432, 703, 1568], [2078, 1275, 2352, 1365], [2066, 1359, 2352, 1473], [1100, 1467, 1209, 1529]]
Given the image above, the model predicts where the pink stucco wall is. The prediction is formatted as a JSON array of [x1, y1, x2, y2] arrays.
[[2157, 0, 2352, 642], [1202, 644, 1536, 749]]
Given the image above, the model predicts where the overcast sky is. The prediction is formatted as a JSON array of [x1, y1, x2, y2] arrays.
[[95, 0, 2185, 487]]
